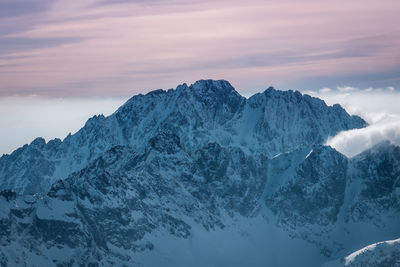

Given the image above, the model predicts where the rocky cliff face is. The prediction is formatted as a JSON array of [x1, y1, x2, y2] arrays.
[[264, 142, 400, 258], [2, 80, 399, 266]]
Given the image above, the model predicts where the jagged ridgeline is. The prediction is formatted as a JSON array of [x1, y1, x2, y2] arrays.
[[0, 80, 365, 194], [1, 80, 399, 266]]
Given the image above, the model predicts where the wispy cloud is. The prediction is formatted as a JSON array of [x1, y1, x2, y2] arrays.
[[0, 0, 399, 96]]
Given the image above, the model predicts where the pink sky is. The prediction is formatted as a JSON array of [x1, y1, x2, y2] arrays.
[[0, 0, 399, 96]]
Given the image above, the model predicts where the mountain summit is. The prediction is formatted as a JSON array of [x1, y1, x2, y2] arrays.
[[2, 80, 398, 267]]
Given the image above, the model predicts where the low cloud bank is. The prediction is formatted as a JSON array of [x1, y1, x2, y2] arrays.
[[307, 86, 400, 157], [326, 116, 400, 157]]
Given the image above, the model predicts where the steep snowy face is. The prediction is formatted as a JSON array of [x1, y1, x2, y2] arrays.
[[267, 145, 348, 227], [265, 145, 350, 256], [0, 80, 365, 194], [346, 141, 400, 224], [264, 142, 400, 257], [247, 89, 365, 155], [114, 80, 246, 153]]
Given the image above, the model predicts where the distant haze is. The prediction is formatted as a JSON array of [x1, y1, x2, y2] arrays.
[[0, 96, 127, 155]]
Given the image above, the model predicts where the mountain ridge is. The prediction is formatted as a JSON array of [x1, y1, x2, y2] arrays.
[[4, 79, 399, 266], [0, 79, 365, 194]]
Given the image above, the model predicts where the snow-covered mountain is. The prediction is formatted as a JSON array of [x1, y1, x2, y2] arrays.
[[0, 80, 365, 194], [1, 80, 399, 266]]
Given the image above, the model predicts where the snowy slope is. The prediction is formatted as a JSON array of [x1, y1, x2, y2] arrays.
[[324, 238, 400, 266], [1, 141, 400, 266], [2, 80, 399, 266]]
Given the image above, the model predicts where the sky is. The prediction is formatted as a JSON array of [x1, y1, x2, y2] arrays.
[[0, 0, 399, 155], [0, 95, 127, 155], [0, 0, 399, 96]]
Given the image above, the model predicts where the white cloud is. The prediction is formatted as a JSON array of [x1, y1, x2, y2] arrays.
[[319, 87, 332, 93], [309, 86, 400, 157], [326, 116, 400, 157]]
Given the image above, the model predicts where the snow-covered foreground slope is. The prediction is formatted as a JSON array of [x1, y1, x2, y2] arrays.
[[1, 80, 399, 266], [324, 238, 400, 267], [1, 141, 400, 266]]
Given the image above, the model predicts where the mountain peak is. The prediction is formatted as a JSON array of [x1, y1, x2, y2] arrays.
[[191, 79, 233, 89], [188, 79, 239, 97], [118, 80, 238, 112], [30, 137, 46, 149], [263, 86, 302, 100], [263, 86, 277, 93]]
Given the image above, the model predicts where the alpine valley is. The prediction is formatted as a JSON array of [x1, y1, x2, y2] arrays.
[[1, 80, 399, 266]]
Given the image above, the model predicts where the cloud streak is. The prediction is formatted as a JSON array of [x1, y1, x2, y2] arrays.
[[0, 0, 399, 96]]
